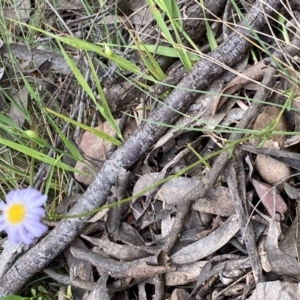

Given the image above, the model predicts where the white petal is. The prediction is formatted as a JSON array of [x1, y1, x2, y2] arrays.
[[0, 221, 8, 232], [6, 226, 21, 244], [18, 226, 34, 245], [30, 195, 47, 208], [24, 220, 48, 237], [22, 188, 46, 205], [5, 190, 19, 204], [26, 207, 46, 218], [0, 202, 6, 211]]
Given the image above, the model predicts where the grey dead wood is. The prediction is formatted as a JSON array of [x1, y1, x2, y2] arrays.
[[162, 201, 192, 254], [45, 266, 143, 294], [226, 161, 263, 283], [44, 268, 97, 292], [70, 247, 171, 279], [65, 237, 94, 299], [81, 234, 149, 261], [139, 276, 166, 300], [0, 0, 284, 296], [149, 61, 187, 99], [44, 268, 72, 286]]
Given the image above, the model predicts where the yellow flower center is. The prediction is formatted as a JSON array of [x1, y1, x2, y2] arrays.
[[7, 203, 26, 224]]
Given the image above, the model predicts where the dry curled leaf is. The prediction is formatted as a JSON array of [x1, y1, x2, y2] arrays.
[[251, 178, 287, 221]]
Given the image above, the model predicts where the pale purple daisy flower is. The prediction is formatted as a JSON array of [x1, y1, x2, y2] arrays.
[[0, 187, 48, 245]]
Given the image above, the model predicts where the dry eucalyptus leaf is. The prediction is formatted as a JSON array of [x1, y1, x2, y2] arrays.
[[279, 217, 298, 258], [98, 0, 152, 26], [74, 123, 115, 184], [192, 186, 234, 217], [247, 281, 300, 300], [284, 182, 300, 200], [241, 145, 300, 171], [281, 201, 300, 260], [74, 161, 98, 186], [56, 193, 82, 214], [79, 123, 116, 159], [86, 208, 109, 223], [191, 254, 251, 297], [171, 214, 240, 264], [285, 135, 300, 148], [86, 274, 109, 300], [0, 68, 5, 81], [251, 179, 287, 221], [266, 218, 300, 280]]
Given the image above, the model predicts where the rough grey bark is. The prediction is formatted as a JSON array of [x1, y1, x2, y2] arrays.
[[0, 0, 283, 296]]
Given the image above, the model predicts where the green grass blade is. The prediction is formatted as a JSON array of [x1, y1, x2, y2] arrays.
[[47, 116, 83, 161], [0, 138, 84, 173], [46, 108, 121, 146], [86, 53, 123, 140]]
